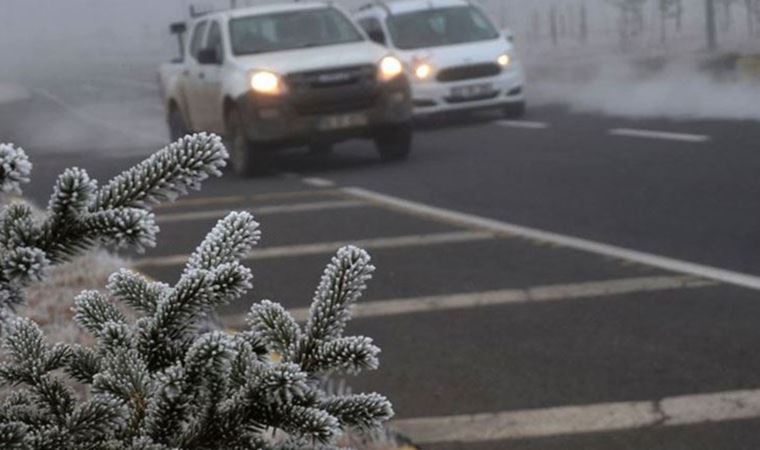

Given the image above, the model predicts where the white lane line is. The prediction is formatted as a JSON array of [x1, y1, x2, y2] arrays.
[[152, 190, 342, 211], [393, 388, 760, 444], [222, 275, 712, 328], [302, 177, 336, 188], [135, 231, 493, 269], [609, 128, 710, 143], [344, 187, 760, 291], [496, 120, 550, 129], [156, 200, 365, 224]]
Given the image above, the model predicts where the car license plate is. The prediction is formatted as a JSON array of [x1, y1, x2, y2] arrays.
[[450, 83, 494, 99], [318, 113, 368, 131]]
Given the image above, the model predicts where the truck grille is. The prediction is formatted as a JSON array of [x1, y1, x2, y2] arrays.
[[285, 65, 379, 115], [437, 63, 502, 82]]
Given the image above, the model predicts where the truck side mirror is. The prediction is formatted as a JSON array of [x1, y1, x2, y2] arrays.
[[197, 48, 221, 65], [170, 22, 187, 34], [367, 29, 387, 46]]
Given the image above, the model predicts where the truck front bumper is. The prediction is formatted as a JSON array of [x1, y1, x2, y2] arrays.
[[235, 77, 412, 148]]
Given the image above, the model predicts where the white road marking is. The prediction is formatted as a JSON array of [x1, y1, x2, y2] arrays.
[[497, 120, 550, 129], [135, 231, 493, 269], [302, 177, 336, 188], [152, 190, 342, 211], [156, 200, 365, 223], [392, 388, 760, 444], [609, 128, 710, 143], [344, 187, 760, 290], [222, 275, 712, 328]]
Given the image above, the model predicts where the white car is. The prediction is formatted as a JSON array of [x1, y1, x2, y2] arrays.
[[354, 0, 526, 117], [159, 2, 413, 175]]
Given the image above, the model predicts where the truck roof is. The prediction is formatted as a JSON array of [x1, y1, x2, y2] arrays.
[[199, 1, 332, 22], [361, 0, 471, 16]]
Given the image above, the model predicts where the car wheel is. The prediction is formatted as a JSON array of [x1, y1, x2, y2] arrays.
[[226, 108, 262, 177], [503, 101, 527, 119], [375, 123, 413, 161], [168, 105, 189, 141]]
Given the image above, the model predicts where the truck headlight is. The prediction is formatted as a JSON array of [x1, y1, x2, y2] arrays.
[[414, 63, 433, 80], [497, 54, 512, 67], [250, 71, 284, 95], [378, 56, 403, 82]]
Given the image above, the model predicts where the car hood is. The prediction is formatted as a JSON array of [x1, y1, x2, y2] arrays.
[[233, 41, 388, 75], [397, 38, 511, 69]]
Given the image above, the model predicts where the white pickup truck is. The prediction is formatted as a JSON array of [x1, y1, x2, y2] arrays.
[[158, 2, 413, 175]]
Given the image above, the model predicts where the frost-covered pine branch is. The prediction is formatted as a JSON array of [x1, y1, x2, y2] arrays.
[[0, 143, 31, 195], [0, 211, 392, 449], [0, 133, 227, 316]]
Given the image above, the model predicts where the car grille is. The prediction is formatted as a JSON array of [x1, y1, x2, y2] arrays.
[[285, 65, 379, 115], [437, 63, 502, 82]]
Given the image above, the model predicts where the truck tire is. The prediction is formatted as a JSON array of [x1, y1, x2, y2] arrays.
[[375, 123, 412, 161], [226, 108, 266, 176], [308, 143, 333, 156], [168, 105, 189, 141]]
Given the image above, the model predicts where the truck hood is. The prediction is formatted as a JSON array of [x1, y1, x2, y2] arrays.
[[233, 41, 389, 75], [397, 38, 512, 69]]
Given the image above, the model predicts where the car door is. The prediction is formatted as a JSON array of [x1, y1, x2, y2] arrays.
[[183, 20, 209, 131], [194, 20, 226, 134]]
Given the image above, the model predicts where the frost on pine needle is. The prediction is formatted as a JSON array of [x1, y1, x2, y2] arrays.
[[0, 143, 31, 195], [0, 133, 226, 319], [0, 211, 393, 449]]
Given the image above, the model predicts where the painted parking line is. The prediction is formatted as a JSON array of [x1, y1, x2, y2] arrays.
[[152, 189, 344, 211], [222, 275, 713, 329], [393, 388, 760, 444], [156, 199, 365, 224], [135, 231, 494, 269], [344, 187, 760, 291], [496, 120, 550, 129], [609, 128, 710, 143]]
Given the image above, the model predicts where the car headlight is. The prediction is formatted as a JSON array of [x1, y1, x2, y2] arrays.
[[497, 54, 512, 67], [378, 56, 403, 82], [414, 62, 433, 80], [250, 71, 285, 95]]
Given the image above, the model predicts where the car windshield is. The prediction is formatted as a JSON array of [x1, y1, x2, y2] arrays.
[[229, 8, 364, 55], [387, 6, 500, 50]]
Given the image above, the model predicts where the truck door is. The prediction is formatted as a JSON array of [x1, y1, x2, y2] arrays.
[[194, 20, 226, 134], [184, 20, 209, 131]]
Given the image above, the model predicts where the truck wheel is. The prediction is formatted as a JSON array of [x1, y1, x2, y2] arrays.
[[503, 101, 527, 118], [168, 105, 189, 141], [226, 109, 265, 176], [375, 123, 412, 161], [308, 143, 333, 156]]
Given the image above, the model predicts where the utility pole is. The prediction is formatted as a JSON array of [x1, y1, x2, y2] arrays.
[[706, 0, 718, 50]]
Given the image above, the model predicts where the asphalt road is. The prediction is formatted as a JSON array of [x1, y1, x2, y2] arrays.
[[3, 76, 760, 449]]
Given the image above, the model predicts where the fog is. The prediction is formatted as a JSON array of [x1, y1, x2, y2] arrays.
[[1, 0, 759, 127]]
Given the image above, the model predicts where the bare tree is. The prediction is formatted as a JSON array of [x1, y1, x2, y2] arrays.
[[606, 0, 647, 50]]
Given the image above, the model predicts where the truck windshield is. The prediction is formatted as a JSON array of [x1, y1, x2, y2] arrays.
[[387, 6, 499, 50], [230, 8, 364, 55]]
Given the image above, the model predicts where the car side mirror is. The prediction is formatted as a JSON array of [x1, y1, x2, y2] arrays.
[[367, 29, 387, 46], [197, 48, 221, 65]]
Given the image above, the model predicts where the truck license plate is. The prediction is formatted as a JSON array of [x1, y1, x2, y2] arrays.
[[318, 113, 368, 131], [450, 83, 494, 99]]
